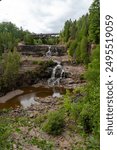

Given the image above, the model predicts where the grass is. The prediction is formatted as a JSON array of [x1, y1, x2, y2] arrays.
[[29, 137, 54, 150]]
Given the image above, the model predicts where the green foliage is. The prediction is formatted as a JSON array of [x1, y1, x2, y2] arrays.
[[88, 0, 100, 44], [0, 49, 20, 94], [34, 114, 47, 126], [63, 45, 100, 148], [3, 49, 20, 80], [85, 45, 100, 83], [60, 14, 90, 64], [15, 116, 31, 127], [64, 91, 72, 112], [0, 22, 24, 53], [78, 45, 100, 148], [0, 118, 13, 150], [80, 36, 89, 64], [34, 39, 43, 45], [64, 90, 81, 121], [60, 0, 100, 64], [47, 37, 58, 45], [67, 40, 77, 57], [43, 110, 65, 135], [32, 60, 39, 65], [70, 20, 77, 40], [75, 43, 81, 63], [38, 60, 56, 71], [62, 20, 72, 42], [30, 137, 54, 150], [86, 135, 100, 150], [23, 31, 34, 45]]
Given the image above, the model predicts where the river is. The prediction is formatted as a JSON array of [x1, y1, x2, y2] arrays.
[[0, 86, 66, 109]]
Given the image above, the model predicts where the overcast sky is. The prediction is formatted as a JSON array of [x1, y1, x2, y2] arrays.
[[0, 0, 93, 33]]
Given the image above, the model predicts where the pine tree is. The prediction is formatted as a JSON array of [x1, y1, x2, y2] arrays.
[[80, 36, 89, 64], [70, 20, 77, 40], [88, 0, 100, 44], [63, 20, 72, 42], [67, 40, 77, 57]]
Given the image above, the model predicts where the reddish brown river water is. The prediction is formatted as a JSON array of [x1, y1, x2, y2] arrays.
[[0, 86, 66, 109]]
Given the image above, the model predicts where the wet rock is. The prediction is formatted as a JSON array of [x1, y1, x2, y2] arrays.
[[0, 90, 24, 103], [65, 78, 75, 84], [17, 45, 66, 57], [34, 97, 39, 101]]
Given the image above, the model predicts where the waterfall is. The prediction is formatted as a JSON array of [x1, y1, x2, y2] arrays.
[[46, 46, 52, 58], [52, 87, 62, 98], [48, 61, 65, 86], [46, 45, 65, 86], [55, 47, 58, 56]]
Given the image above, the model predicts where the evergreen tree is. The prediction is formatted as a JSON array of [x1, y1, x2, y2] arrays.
[[70, 20, 77, 40], [80, 14, 88, 38], [67, 40, 77, 57], [80, 36, 89, 64], [88, 0, 100, 44], [63, 20, 72, 42], [74, 43, 81, 63], [2, 48, 21, 89]]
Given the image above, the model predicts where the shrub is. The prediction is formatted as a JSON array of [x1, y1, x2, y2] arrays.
[[86, 135, 100, 150], [32, 60, 39, 65], [43, 110, 65, 135], [0, 118, 13, 149], [78, 102, 93, 133]]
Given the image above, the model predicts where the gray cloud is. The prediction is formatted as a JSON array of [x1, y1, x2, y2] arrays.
[[0, 0, 93, 33]]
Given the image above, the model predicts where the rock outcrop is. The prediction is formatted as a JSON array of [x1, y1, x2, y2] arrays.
[[17, 45, 66, 56]]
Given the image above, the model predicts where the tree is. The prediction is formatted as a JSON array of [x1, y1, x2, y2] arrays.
[[75, 43, 81, 63], [67, 40, 77, 57], [0, 22, 23, 53], [63, 20, 72, 42], [2, 48, 21, 88], [34, 39, 43, 45], [70, 20, 77, 40], [80, 36, 89, 64], [88, 0, 100, 44], [80, 14, 89, 38], [23, 31, 34, 45]]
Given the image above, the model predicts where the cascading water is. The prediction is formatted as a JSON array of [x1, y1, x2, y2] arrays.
[[55, 47, 58, 56], [48, 60, 65, 86], [46, 46, 65, 86], [46, 46, 52, 58]]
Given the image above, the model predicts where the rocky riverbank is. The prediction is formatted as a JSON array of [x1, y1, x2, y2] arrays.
[[0, 90, 24, 103], [0, 55, 87, 149], [0, 55, 86, 98], [0, 92, 86, 150]]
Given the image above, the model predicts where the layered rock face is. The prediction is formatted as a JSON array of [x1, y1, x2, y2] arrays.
[[17, 45, 67, 56]]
